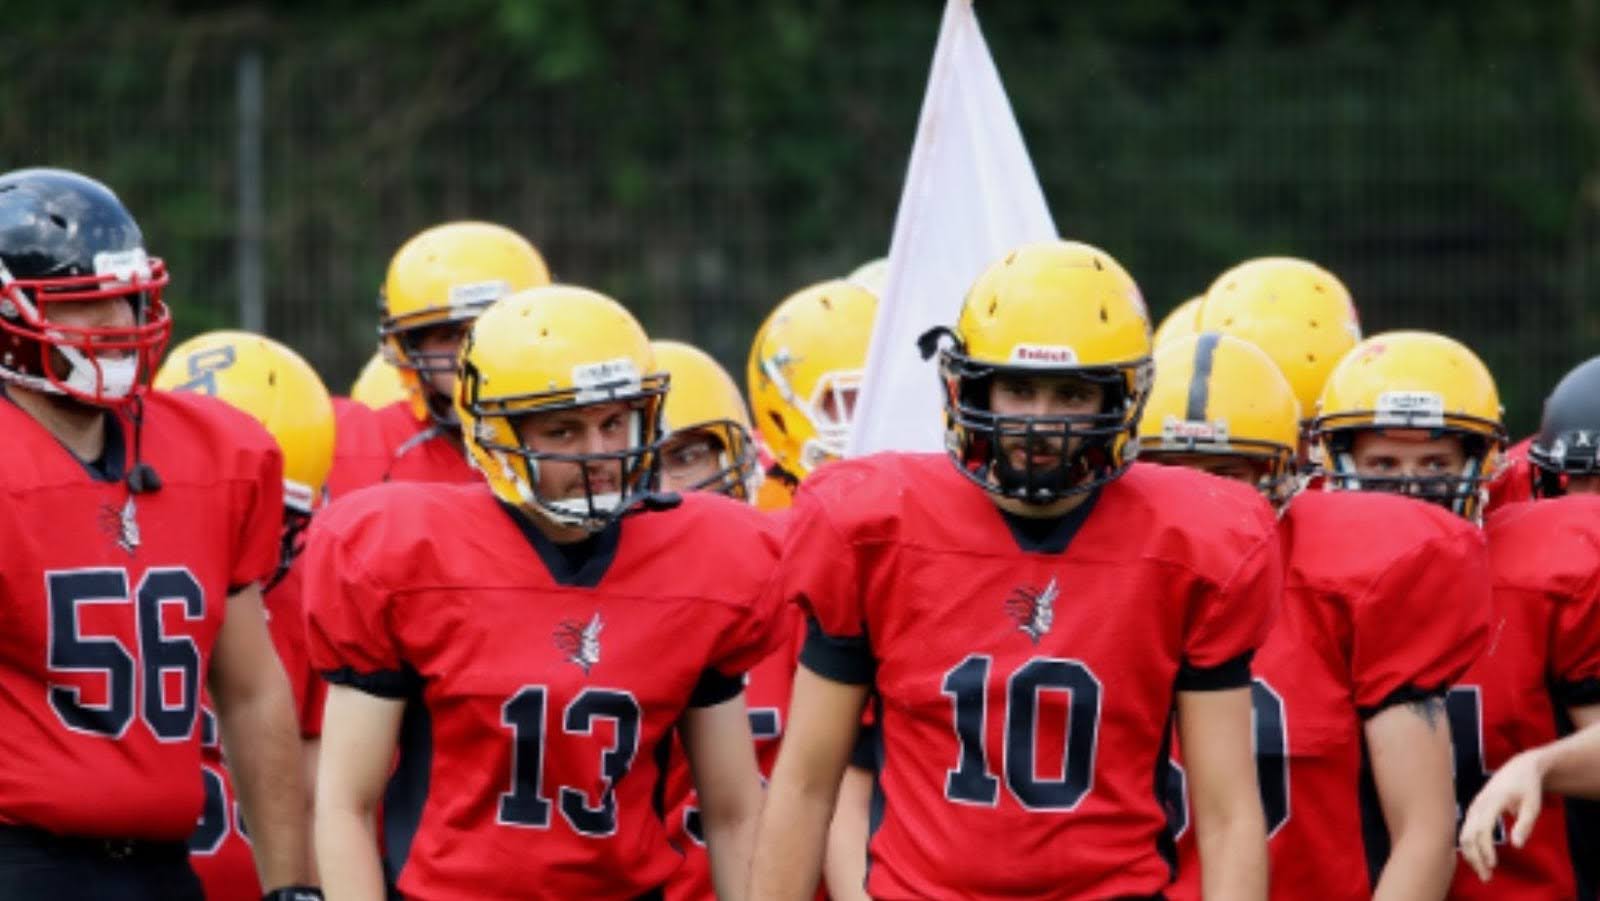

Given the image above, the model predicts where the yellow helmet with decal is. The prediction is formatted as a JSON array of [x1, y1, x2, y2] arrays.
[[456, 285, 667, 532], [1152, 295, 1204, 349], [746, 279, 877, 480], [924, 239, 1152, 503], [1312, 330, 1506, 520], [155, 330, 335, 514], [1136, 332, 1300, 503], [349, 350, 409, 410], [847, 257, 889, 295], [1198, 257, 1361, 416], [380, 221, 551, 423], [652, 340, 761, 501]]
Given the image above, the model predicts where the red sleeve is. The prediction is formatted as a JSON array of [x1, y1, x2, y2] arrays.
[[302, 506, 414, 697], [1548, 542, 1600, 708], [782, 478, 864, 639], [265, 568, 325, 738], [1352, 526, 1490, 715], [230, 438, 284, 591], [782, 474, 877, 686], [705, 509, 785, 678], [1180, 518, 1281, 688]]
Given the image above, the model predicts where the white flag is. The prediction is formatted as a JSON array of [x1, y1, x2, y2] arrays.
[[847, 0, 1056, 456]]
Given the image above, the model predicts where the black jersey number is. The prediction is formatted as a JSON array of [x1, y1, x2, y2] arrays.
[[1162, 677, 1290, 840], [498, 685, 643, 837], [942, 655, 1102, 810], [47, 567, 205, 741], [1446, 686, 1505, 844]]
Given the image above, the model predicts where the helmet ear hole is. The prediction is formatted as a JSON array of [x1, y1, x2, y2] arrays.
[[766, 409, 788, 438]]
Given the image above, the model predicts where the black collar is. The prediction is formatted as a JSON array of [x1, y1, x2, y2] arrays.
[[497, 500, 622, 588], [997, 487, 1101, 555]]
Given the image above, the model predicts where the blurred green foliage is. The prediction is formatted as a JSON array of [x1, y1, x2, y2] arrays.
[[1, 0, 1595, 434]]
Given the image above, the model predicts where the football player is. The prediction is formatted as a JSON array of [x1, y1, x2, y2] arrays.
[[0, 167, 315, 899], [1313, 331, 1510, 899], [751, 240, 1281, 900], [650, 339, 806, 901], [325, 221, 549, 497], [309, 286, 778, 900], [1139, 330, 1493, 901], [746, 279, 877, 511], [156, 331, 337, 901], [1451, 354, 1600, 898]]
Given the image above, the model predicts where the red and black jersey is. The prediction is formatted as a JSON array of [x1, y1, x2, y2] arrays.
[[1168, 490, 1490, 901], [325, 399, 477, 499], [1444, 496, 1600, 900], [190, 560, 326, 901], [1486, 436, 1535, 515], [661, 601, 806, 901], [0, 389, 282, 840], [304, 482, 782, 901], [786, 455, 1280, 900]]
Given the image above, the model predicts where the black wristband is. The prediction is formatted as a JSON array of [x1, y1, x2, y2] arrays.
[[263, 888, 323, 901]]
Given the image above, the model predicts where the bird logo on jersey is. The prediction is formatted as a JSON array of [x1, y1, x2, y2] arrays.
[[1005, 578, 1058, 644], [554, 613, 604, 674], [98, 496, 141, 554]]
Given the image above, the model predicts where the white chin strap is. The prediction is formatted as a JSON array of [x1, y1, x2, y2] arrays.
[[56, 344, 139, 399]]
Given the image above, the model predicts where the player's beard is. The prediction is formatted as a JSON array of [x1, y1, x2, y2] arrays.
[[993, 433, 1082, 500]]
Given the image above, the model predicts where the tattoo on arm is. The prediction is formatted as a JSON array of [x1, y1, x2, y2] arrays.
[[1405, 697, 1445, 729]]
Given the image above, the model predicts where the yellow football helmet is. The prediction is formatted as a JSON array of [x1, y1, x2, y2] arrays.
[[457, 285, 668, 532], [1311, 330, 1506, 520], [155, 330, 335, 515], [1136, 332, 1301, 503], [1197, 257, 1361, 416], [1152, 295, 1203, 349], [349, 350, 409, 409], [651, 340, 761, 501], [922, 240, 1152, 503], [379, 221, 551, 424], [746, 279, 877, 481]]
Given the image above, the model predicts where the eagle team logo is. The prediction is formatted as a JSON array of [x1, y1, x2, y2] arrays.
[[1005, 578, 1058, 644], [554, 612, 604, 674], [98, 496, 141, 554]]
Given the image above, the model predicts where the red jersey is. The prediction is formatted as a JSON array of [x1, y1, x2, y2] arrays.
[[787, 455, 1280, 901], [304, 482, 781, 901], [325, 399, 477, 499], [1168, 490, 1490, 901], [1486, 437, 1536, 514], [1444, 497, 1600, 900], [190, 561, 326, 901], [0, 389, 282, 839], [662, 601, 806, 901]]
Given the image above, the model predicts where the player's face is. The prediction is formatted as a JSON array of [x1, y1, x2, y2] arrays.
[[43, 295, 137, 349], [1567, 474, 1600, 495], [412, 321, 470, 396], [989, 373, 1105, 471], [659, 428, 724, 493], [1146, 452, 1267, 487], [516, 401, 632, 500], [1349, 429, 1467, 479]]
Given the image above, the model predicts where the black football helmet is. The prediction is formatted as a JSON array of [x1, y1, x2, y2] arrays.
[[0, 167, 171, 405], [1529, 355, 1600, 497]]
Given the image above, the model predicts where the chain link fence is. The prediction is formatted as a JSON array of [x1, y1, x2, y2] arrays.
[[3, 21, 1593, 437]]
